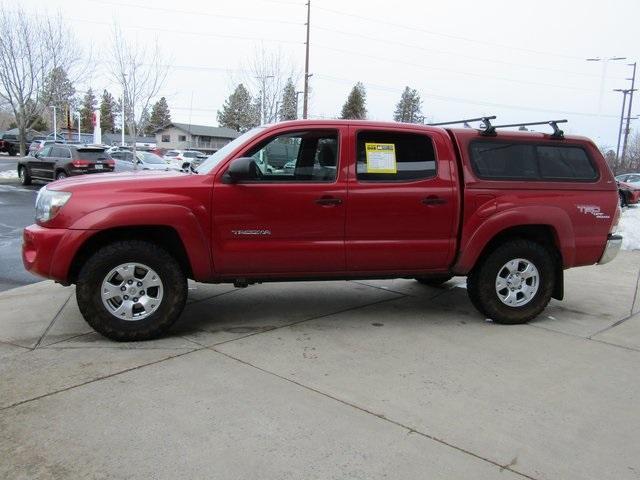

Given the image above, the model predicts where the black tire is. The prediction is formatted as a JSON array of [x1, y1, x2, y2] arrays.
[[466, 239, 555, 324], [76, 240, 188, 341], [415, 275, 453, 286], [7, 146, 16, 156], [18, 165, 31, 186], [55, 170, 68, 180]]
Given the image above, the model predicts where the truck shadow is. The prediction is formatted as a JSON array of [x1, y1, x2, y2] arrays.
[[172, 280, 487, 343]]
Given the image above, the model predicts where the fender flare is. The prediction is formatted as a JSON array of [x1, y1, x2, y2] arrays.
[[67, 204, 212, 280], [453, 206, 575, 275]]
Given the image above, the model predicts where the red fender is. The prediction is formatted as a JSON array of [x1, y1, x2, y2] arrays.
[[453, 206, 575, 274]]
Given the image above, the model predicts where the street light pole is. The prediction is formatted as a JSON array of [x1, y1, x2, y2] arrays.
[[586, 57, 626, 113], [295, 90, 303, 119], [50, 106, 57, 140], [255, 75, 274, 124], [75, 112, 81, 142]]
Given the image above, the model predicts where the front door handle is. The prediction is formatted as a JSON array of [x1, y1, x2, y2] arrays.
[[315, 197, 342, 206], [422, 196, 447, 206]]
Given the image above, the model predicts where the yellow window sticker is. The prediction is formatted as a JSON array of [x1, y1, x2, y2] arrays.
[[365, 143, 397, 173]]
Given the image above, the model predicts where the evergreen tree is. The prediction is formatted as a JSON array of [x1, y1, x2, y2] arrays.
[[340, 82, 367, 120], [393, 86, 423, 123], [149, 96, 171, 131], [79, 88, 97, 132], [279, 78, 297, 121], [99, 90, 117, 133], [41, 67, 76, 126], [139, 106, 151, 136], [217, 84, 259, 132]]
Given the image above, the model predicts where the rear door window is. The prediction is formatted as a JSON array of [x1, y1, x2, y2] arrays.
[[356, 131, 436, 181], [469, 141, 598, 181]]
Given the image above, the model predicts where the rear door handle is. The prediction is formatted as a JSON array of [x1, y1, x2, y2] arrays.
[[422, 196, 447, 206], [315, 197, 342, 206]]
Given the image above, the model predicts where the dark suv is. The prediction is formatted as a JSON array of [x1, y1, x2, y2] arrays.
[[18, 145, 114, 185]]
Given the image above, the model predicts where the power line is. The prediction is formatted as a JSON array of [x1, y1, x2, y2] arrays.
[[313, 24, 624, 81], [314, 5, 585, 61], [22, 11, 302, 45], [87, 0, 303, 26], [314, 44, 596, 92]]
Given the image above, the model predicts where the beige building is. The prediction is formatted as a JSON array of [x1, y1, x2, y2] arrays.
[[154, 123, 240, 153]]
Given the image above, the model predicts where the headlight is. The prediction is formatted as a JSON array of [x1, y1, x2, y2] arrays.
[[35, 187, 72, 223]]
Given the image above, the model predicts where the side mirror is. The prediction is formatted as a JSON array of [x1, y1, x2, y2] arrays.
[[223, 157, 258, 183], [34, 152, 40, 159]]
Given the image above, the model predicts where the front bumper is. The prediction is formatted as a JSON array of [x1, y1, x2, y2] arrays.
[[598, 234, 623, 265], [22, 224, 93, 283]]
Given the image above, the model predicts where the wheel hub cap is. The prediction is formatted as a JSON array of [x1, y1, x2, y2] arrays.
[[101, 263, 163, 321], [495, 258, 539, 307]]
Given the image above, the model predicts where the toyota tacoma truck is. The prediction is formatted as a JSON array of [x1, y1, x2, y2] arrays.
[[22, 118, 622, 341]]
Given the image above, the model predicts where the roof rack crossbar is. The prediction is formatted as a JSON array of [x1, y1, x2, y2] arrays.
[[428, 116, 496, 127], [481, 119, 567, 138]]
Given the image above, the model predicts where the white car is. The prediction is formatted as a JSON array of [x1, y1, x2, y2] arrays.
[[163, 150, 207, 170]]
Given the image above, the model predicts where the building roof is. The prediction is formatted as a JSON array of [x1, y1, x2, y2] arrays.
[[155, 122, 240, 139]]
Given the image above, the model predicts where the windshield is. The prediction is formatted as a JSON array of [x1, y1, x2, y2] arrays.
[[137, 152, 166, 164], [196, 127, 266, 174]]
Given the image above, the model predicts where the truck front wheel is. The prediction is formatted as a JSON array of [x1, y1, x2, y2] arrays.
[[76, 240, 188, 341], [466, 239, 555, 324]]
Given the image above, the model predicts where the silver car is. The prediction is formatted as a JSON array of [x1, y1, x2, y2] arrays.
[[110, 151, 178, 172]]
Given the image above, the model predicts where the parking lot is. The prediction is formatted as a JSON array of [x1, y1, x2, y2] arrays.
[[0, 155, 39, 291], [1, 248, 639, 479]]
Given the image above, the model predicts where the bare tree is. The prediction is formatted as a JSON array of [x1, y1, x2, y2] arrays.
[[109, 25, 168, 164], [0, 7, 80, 154], [245, 46, 298, 124]]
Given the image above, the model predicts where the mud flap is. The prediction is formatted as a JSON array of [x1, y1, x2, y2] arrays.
[[552, 266, 564, 301]]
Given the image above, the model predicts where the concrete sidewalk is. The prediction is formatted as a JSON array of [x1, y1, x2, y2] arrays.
[[1, 253, 639, 479]]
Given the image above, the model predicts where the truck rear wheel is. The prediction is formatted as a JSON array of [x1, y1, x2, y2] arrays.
[[76, 240, 187, 341], [466, 239, 555, 324]]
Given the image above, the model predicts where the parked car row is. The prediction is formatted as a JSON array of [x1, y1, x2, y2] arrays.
[[18, 144, 115, 185], [16, 143, 212, 185]]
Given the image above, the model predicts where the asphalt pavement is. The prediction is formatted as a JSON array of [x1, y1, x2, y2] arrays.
[[0, 155, 40, 291]]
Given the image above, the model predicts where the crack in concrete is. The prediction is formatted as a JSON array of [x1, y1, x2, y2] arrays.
[[211, 348, 539, 480], [32, 291, 74, 350], [0, 347, 204, 411]]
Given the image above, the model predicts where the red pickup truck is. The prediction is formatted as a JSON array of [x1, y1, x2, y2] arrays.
[[22, 118, 622, 341]]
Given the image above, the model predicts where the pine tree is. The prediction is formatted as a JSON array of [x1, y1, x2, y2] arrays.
[[217, 84, 259, 132], [340, 82, 367, 120], [149, 96, 171, 132], [393, 86, 423, 124], [42, 67, 76, 127], [139, 106, 151, 136], [79, 88, 97, 132], [99, 90, 117, 133], [279, 78, 297, 121]]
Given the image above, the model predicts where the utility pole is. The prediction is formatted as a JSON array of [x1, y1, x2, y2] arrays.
[[303, 0, 311, 119], [614, 89, 629, 162], [621, 62, 637, 162]]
